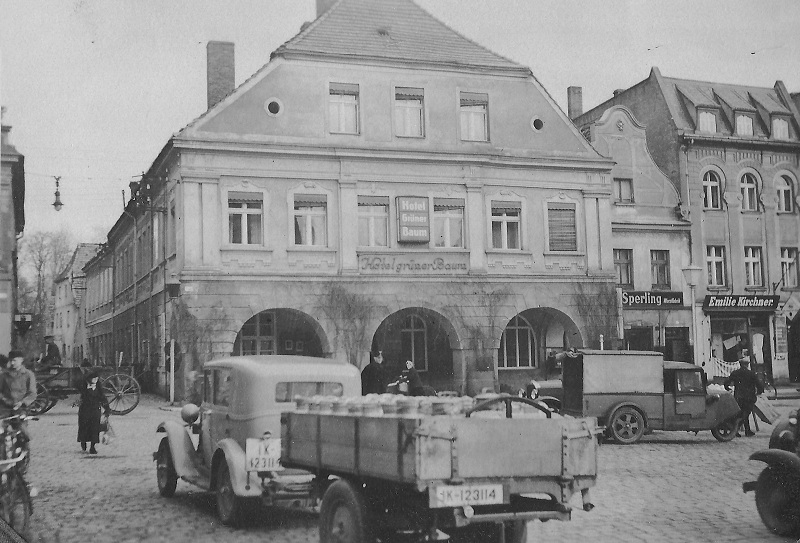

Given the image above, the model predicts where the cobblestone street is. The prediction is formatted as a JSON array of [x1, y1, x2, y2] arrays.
[[25, 394, 799, 543]]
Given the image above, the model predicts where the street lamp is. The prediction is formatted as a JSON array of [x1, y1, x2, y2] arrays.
[[682, 265, 703, 363], [52, 176, 63, 211]]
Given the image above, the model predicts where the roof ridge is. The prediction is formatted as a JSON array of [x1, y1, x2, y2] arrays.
[[276, 0, 344, 52]]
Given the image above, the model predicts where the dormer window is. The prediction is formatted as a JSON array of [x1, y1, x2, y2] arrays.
[[772, 117, 790, 140], [698, 110, 717, 133], [735, 114, 753, 136]]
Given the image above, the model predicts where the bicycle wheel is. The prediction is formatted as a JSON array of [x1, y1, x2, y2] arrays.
[[102, 374, 141, 415], [0, 470, 31, 537]]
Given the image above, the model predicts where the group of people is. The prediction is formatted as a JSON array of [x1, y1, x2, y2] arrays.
[[361, 350, 425, 396]]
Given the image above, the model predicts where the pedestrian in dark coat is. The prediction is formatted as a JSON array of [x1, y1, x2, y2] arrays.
[[361, 350, 388, 394], [77, 371, 110, 454], [400, 360, 424, 396], [724, 357, 764, 437]]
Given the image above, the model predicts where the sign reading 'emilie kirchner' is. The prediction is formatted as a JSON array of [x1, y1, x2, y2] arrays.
[[397, 197, 429, 243], [621, 291, 684, 308], [703, 295, 780, 312]]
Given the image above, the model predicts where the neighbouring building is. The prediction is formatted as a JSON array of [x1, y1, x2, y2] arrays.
[[0, 108, 26, 355], [86, 0, 617, 399], [576, 101, 694, 362], [52, 243, 101, 365], [574, 68, 800, 384]]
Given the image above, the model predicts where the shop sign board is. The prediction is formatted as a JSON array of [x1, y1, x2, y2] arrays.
[[620, 291, 684, 309], [359, 253, 469, 275], [397, 197, 429, 243], [702, 295, 780, 312]]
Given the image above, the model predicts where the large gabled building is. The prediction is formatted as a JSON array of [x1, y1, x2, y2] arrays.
[[86, 0, 616, 399]]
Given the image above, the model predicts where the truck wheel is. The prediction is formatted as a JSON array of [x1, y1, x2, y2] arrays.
[[608, 406, 645, 444], [156, 437, 178, 497], [755, 467, 800, 536], [711, 419, 737, 442], [319, 479, 374, 543], [215, 462, 251, 526]]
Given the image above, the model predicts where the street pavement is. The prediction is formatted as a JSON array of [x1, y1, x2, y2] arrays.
[[24, 393, 800, 543]]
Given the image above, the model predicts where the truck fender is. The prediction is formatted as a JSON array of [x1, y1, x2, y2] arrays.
[[211, 438, 263, 498], [749, 449, 800, 473], [156, 421, 201, 480], [605, 402, 648, 428]]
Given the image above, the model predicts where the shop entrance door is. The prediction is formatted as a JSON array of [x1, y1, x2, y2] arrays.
[[626, 327, 653, 351], [664, 327, 690, 362]]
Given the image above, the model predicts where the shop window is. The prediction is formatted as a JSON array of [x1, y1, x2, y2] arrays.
[[358, 196, 389, 247], [548, 202, 577, 252], [614, 248, 633, 288], [491, 202, 521, 250], [772, 117, 790, 140], [740, 173, 759, 211], [777, 175, 794, 213], [400, 315, 428, 371], [781, 248, 798, 288], [329, 82, 359, 134], [698, 110, 717, 133], [735, 114, 753, 136], [744, 246, 763, 287], [460, 92, 489, 142], [227, 192, 263, 245], [394, 87, 424, 138], [294, 194, 327, 246], [434, 198, 464, 248], [650, 250, 671, 289], [613, 178, 633, 204], [234, 312, 276, 356], [499, 315, 535, 369], [706, 245, 727, 287], [702, 171, 722, 210]]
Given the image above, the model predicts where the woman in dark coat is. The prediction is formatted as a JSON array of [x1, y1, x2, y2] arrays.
[[77, 371, 110, 454]]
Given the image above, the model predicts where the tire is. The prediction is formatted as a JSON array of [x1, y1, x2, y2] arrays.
[[0, 470, 31, 536], [28, 384, 53, 416], [102, 374, 141, 415], [156, 437, 178, 497], [215, 461, 254, 526], [608, 406, 645, 444], [711, 419, 737, 442], [755, 467, 800, 536], [319, 479, 374, 543]]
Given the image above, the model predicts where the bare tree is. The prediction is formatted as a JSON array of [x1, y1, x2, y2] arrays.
[[569, 281, 619, 349], [316, 281, 375, 367]]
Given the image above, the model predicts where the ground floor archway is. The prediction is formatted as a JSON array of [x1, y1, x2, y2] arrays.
[[233, 308, 328, 358]]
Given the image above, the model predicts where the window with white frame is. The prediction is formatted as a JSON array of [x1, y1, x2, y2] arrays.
[[293, 194, 327, 246], [227, 192, 263, 245], [548, 202, 578, 252], [740, 173, 759, 211], [614, 249, 633, 288], [698, 110, 717, 133], [400, 315, 427, 371], [491, 201, 520, 250], [650, 250, 671, 289], [706, 246, 726, 287], [167, 202, 176, 256], [433, 198, 464, 248], [781, 248, 798, 288], [460, 92, 489, 142], [744, 246, 763, 287], [329, 83, 359, 134], [394, 87, 424, 138], [703, 170, 722, 209], [777, 175, 794, 213], [499, 315, 535, 368], [613, 178, 634, 203], [736, 114, 754, 136], [772, 117, 790, 140], [357, 196, 388, 247]]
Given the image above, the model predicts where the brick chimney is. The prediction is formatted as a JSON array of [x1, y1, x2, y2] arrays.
[[567, 86, 583, 119], [207, 41, 235, 110], [316, 0, 338, 17]]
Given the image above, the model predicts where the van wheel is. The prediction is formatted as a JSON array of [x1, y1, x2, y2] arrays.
[[755, 467, 800, 536], [608, 406, 645, 444], [320, 479, 373, 543], [711, 419, 737, 442], [216, 462, 251, 526], [156, 437, 178, 497]]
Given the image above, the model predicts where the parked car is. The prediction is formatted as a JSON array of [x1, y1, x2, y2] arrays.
[[154, 355, 361, 525], [743, 407, 800, 536], [561, 350, 741, 444]]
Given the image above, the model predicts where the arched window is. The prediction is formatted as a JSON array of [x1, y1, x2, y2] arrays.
[[740, 173, 759, 211], [401, 315, 428, 370], [499, 315, 535, 368], [234, 312, 276, 356], [702, 171, 721, 209], [777, 175, 794, 213]]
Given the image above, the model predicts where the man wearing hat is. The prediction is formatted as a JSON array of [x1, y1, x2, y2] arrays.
[[0, 351, 37, 416], [40, 335, 61, 367], [724, 353, 764, 437]]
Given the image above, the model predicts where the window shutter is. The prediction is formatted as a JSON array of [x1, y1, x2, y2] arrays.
[[548, 203, 577, 251], [358, 196, 389, 206], [460, 92, 488, 106], [434, 198, 464, 210], [330, 82, 359, 96], [294, 194, 327, 206], [228, 191, 262, 202], [491, 201, 521, 213], [395, 87, 424, 100]]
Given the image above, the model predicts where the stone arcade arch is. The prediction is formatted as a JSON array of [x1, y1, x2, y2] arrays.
[[232, 308, 330, 358]]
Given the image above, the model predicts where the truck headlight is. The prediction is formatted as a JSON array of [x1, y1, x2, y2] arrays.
[[789, 416, 797, 426]]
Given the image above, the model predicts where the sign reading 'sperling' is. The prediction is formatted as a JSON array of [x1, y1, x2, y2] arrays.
[[620, 291, 684, 308]]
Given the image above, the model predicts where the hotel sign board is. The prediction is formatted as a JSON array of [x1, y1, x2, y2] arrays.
[[621, 291, 684, 309], [703, 295, 780, 313], [397, 197, 429, 243]]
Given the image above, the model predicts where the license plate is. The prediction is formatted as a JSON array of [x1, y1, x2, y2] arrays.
[[245, 438, 283, 472], [429, 484, 504, 508]]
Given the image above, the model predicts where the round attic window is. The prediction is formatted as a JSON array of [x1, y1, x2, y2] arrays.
[[530, 117, 544, 132], [264, 98, 283, 117]]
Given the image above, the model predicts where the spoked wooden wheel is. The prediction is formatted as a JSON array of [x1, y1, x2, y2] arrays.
[[102, 374, 141, 415], [28, 384, 56, 416]]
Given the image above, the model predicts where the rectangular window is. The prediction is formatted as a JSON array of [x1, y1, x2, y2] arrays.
[[294, 194, 327, 246], [491, 201, 520, 250], [275, 382, 344, 403], [781, 247, 798, 288], [213, 369, 233, 407], [698, 110, 717, 133], [744, 246, 763, 287], [394, 87, 424, 138], [650, 250, 671, 289], [168, 202, 176, 256], [613, 178, 634, 203], [329, 82, 359, 134], [772, 117, 790, 140], [358, 196, 389, 247], [736, 114, 753, 136], [707, 246, 726, 287], [434, 198, 464, 248], [614, 249, 633, 288], [548, 202, 577, 252], [227, 192, 263, 245], [460, 92, 488, 142]]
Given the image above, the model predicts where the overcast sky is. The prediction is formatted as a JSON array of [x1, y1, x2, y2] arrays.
[[2, 0, 799, 243]]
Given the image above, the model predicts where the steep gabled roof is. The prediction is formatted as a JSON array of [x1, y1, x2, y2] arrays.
[[272, 0, 526, 73]]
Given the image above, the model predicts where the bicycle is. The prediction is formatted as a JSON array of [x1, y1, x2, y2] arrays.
[[754, 368, 777, 400]]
